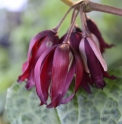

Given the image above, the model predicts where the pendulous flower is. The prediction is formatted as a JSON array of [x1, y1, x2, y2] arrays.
[[79, 36, 116, 89], [18, 30, 59, 90], [17, 3, 118, 108], [34, 41, 83, 108]]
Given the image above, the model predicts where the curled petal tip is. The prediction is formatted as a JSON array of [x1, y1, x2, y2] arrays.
[[112, 76, 117, 80], [17, 77, 23, 83], [17, 77, 20, 82], [96, 81, 106, 89], [25, 83, 33, 90]]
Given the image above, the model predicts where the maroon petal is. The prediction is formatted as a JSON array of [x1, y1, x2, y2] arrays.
[[34, 46, 57, 104], [87, 37, 107, 71], [73, 48, 83, 93], [60, 94, 74, 104], [81, 71, 91, 93], [54, 58, 76, 105], [85, 38, 105, 89], [60, 28, 82, 52], [61, 48, 83, 104], [50, 44, 70, 107], [70, 32, 82, 52], [61, 59, 75, 98], [18, 31, 59, 83], [98, 36, 115, 53], [17, 37, 46, 82], [35, 33, 59, 60], [27, 30, 58, 73], [22, 61, 28, 73], [17, 61, 29, 83], [103, 71, 117, 80], [27, 30, 51, 60], [100, 65, 117, 80], [86, 18, 114, 53], [40, 49, 54, 102]]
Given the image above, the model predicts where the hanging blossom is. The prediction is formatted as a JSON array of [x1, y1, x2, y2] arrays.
[[18, 30, 59, 90], [79, 8, 116, 90], [79, 36, 115, 89], [34, 41, 83, 108], [18, 0, 119, 108]]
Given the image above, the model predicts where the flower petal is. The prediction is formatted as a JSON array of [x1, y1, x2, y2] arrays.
[[73, 48, 83, 93], [61, 48, 84, 103], [60, 59, 75, 104], [34, 46, 57, 104], [70, 32, 82, 52], [18, 31, 59, 83], [87, 37, 107, 71], [35, 34, 59, 60], [79, 38, 90, 73], [27, 30, 51, 60], [22, 61, 28, 72], [50, 44, 70, 107], [47, 51, 75, 108], [81, 71, 91, 93], [85, 39, 105, 89], [103, 71, 117, 80], [40, 50, 54, 102], [100, 65, 117, 80], [91, 33, 100, 49], [17, 37, 46, 82]]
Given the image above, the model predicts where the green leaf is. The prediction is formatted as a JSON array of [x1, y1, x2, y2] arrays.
[[5, 68, 122, 124]]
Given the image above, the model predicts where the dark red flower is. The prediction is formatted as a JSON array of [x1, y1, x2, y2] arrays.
[[18, 30, 59, 90], [34, 43, 83, 108], [86, 18, 114, 53], [79, 36, 115, 89], [60, 26, 82, 52]]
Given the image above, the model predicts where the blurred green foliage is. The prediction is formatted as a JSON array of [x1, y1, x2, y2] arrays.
[[0, 0, 122, 123]]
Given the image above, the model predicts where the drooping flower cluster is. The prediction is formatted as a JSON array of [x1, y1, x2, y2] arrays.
[[18, 2, 116, 108]]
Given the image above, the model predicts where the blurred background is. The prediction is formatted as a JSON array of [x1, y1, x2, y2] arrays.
[[0, 0, 122, 123]]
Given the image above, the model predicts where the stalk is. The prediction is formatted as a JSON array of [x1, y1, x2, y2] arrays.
[[53, 6, 74, 32], [61, 0, 122, 17], [88, 1, 122, 16], [80, 8, 90, 37], [63, 7, 80, 43]]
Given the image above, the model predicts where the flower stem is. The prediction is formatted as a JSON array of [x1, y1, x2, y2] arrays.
[[80, 8, 90, 37], [53, 5, 74, 32], [86, 1, 122, 16], [71, 8, 77, 24], [63, 7, 79, 43], [61, 0, 122, 17]]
